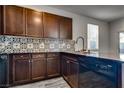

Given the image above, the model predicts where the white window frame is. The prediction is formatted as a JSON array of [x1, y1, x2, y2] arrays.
[[87, 23, 99, 51], [119, 32, 124, 53], [119, 32, 124, 59]]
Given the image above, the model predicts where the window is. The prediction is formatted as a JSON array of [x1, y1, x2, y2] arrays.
[[87, 24, 99, 51], [119, 32, 124, 59]]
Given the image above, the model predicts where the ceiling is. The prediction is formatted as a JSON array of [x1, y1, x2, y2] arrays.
[[49, 5, 124, 22]]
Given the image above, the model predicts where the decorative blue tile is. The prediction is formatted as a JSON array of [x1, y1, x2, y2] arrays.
[[0, 35, 75, 54]]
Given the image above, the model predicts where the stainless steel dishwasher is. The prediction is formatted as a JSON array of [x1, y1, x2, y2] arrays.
[[0, 54, 9, 87]]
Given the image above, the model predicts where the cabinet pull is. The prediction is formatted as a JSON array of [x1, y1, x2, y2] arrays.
[[29, 60, 31, 63], [20, 55, 24, 58], [67, 61, 70, 63]]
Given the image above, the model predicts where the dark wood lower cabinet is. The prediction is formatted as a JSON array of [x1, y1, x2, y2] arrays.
[[68, 60, 79, 88], [0, 53, 79, 88], [10, 53, 60, 86], [12, 53, 78, 87], [62, 56, 70, 81], [31, 58, 46, 80], [62, 55, 79, 88], [13, 58, 30, 84], [47, 58, 60, 77]]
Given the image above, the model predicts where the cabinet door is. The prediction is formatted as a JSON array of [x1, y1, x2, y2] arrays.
[[47, 58, 60, 77], [13, 59, 30, 84], [26, 9, 43, 37], [0, 6, 3, 35], [60, 17, 72, 39], [31, 58, 46, 80], [62, 57, 70, 81], [43, 13, 59, 38], [3, 5, 26, 36], [69, 60, 79, 88]]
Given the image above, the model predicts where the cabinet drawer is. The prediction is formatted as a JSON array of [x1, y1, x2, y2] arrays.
[[13, 54, 30, 60], [47, 53, 59, 58], [32, 53, 46, 59]]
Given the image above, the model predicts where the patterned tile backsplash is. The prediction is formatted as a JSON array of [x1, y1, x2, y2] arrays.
[[0, 35, 75, 54]]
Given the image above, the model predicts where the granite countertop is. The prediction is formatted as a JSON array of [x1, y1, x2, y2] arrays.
[[63, 51, 124, 63], [1, 51, 124, 63]]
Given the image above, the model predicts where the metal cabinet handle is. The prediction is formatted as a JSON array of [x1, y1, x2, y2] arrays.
[[29, 60, 32, 63], [107, 65, 112, 68], [67, 61, 70, 63], [20, 55, 24, 58]]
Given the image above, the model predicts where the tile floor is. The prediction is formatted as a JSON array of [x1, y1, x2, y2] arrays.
[[11, 77, 70, 88]]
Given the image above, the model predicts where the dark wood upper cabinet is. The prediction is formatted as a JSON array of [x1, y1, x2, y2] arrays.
[[31, 54, 46, 80], [0, 5, 72, 39], [0, 6, 3, 35], [43, 13, 60, 38], [3, 5, 26, 36], [26, 9, 43, 37], [60, 17, 72, 39]]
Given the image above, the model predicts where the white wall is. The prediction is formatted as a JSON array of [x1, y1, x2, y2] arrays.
[[110, 19, 124, 55], [20, 5, 110, 53]]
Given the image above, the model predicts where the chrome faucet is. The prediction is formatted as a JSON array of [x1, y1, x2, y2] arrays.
[[75, 36, 85, 51]]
